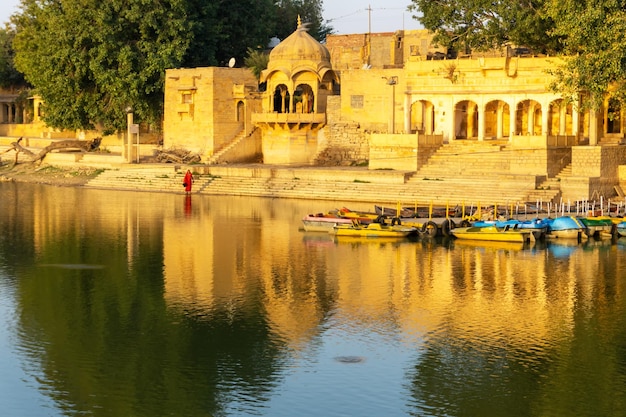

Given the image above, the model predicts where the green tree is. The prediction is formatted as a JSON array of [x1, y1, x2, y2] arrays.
[[10, 0, 330, 134], [273, 0, 333, 43], [0, 25, 26, 89], [545, 0, 626, 110], [244, 48, 270, 80], [408, 0, 560, 55], [13, 0, 192, 133], [195, 0, 276, 67]]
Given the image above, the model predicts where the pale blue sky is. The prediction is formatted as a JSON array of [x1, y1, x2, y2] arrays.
[[323, 1, 421, 34], [0, 0, 421, 34], [0, 0, 19, 25]]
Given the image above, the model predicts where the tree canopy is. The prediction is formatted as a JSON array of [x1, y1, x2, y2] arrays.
[[0, 25, 26, 89], [408, 0, 560, 55], [13, 0, 192, 133], [8, 0, 330, 134], [544, 0, 626, 110], [409, 0, 626, 110]]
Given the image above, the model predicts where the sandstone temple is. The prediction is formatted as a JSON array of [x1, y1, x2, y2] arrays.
[[2, 22, 626, 203]]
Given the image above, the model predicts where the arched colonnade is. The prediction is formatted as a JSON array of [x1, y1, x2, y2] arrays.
[[405, 95, 624, 144], [406, 96, 589, 141]]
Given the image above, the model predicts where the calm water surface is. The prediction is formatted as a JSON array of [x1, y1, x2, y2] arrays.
[[1, 182, 625, 417]]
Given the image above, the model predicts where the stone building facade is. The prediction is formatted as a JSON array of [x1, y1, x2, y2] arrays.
[[158, 25, 626, 200], [163, 67, 262, 162]]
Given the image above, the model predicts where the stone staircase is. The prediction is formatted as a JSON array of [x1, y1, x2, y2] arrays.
[[84, 166, 189, 193], [408, 141, 543, 204], [81, 140, 563, 206], [415, 141, 508, 178], [525, 163, 570, 203], [205, 128, 257, 165], [84, 164, 537, 207]]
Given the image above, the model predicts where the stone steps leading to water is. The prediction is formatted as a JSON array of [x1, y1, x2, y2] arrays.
[[84, 166, 540, 205], [87, 168, 530, 204]]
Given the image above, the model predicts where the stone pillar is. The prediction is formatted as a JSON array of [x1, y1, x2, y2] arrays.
[[449, 103, 456, 142], [542, 102, 549, 136], [477, 104, 485, 141], [404, 94, 411, 134], [467, 104, 476, 139], [496, 103, 503, 139], [509, 102, 515, 142]]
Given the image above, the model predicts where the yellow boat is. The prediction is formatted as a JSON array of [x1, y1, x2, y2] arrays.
[[451, 225, 535, 243], [330, 222, 418, 238]]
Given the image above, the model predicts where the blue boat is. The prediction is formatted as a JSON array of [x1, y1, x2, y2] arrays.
[[545, 216, 587, 239], [617, 221, 626, 238], [472, 218, 549, 240]]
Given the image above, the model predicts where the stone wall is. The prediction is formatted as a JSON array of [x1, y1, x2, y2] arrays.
[[369, 133, 417, 171], [416, 134, 444, 169], [326, 30, 446, 71], [508, 147, 569, 177], [561, 145, 626, 200], [314, 96, 369, 165], [163, 67, 259, 160]]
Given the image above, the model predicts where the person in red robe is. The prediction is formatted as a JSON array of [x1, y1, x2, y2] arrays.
[[183, 170, 194, 194]]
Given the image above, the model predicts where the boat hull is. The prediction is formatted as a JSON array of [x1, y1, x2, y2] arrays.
[[547, 216, 587, 239], [451, 226, 534, 243], [330, 223, 418, 238], [302, 214, 352, 232], [548, 229, 586, 239]]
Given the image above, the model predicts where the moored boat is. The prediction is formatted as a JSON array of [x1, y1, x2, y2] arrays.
[[302, 212, 353, 232], [472, 218, 548, 240], [450, 225, 535, 243], [617, 221, 626, 237], [330, 222, 418, 238], [546, 216, 587, 239], [336, 207, 378, 224], [578, 216, 614, 239]]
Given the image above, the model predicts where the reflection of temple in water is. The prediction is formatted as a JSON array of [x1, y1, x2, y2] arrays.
[[17, 185, 623, 351], [156, 197, 625, 351]]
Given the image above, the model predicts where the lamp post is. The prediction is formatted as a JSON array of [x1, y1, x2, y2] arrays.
[[386, 76, 398, 134], [125, 106, 133, 163]]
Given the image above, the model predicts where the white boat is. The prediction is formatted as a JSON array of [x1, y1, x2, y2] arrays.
[[301, 213, 353, 232]]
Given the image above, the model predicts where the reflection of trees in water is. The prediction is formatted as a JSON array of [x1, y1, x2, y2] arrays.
[[4, 185, 290, 417], [4, 184, 626, 416]]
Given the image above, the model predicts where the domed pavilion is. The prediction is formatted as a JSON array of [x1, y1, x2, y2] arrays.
[[253, 18, 339, 165]]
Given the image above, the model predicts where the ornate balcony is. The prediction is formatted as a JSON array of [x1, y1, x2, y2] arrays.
[[252, 112, 326, 131]]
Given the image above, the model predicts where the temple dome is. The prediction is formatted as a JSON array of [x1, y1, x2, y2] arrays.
[[269, 23, 331, 64]]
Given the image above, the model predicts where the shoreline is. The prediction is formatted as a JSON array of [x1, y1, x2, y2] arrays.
[[0, 163, 101, 187]]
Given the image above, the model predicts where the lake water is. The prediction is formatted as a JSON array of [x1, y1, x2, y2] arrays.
[[1, 182, 625, 417]]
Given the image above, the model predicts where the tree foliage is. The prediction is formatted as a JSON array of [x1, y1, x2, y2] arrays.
[[10, 0, 330, 134], [13, 0, 192, 133], [409, 0, 626, 110], [182, 0, 277, 68], [0, 25, 26, 89], [243, 48, 270, 80], [274, 0, 333, 42], [408, 0, 560, 55], [545, 0, 626, 110]]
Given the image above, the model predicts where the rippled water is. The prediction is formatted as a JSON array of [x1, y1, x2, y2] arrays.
[[1, 183, 625, 416]]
